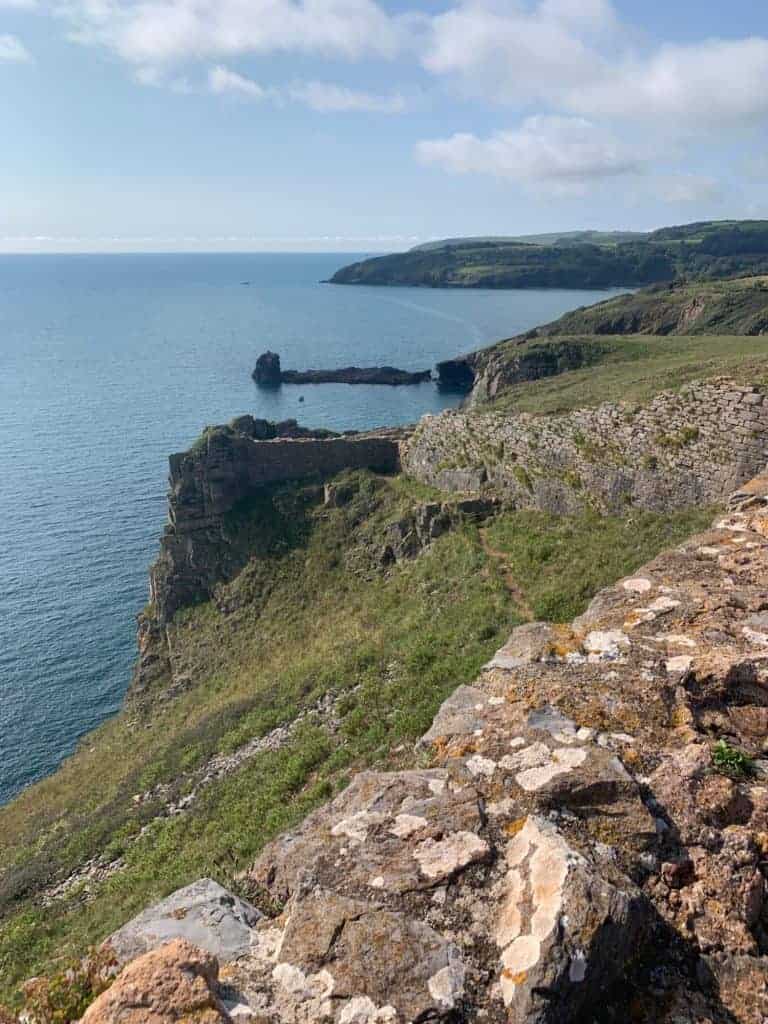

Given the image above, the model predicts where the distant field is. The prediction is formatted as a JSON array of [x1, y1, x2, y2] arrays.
[[484, 334, 768, 415]]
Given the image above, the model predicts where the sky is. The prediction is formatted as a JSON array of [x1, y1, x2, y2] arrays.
[[2, 0, 768, 253]]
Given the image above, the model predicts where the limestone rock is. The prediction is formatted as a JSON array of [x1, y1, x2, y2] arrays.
[[107, 879, 261, 966], [494, 816, 647, 1022], [82, 938, 231, 1024]]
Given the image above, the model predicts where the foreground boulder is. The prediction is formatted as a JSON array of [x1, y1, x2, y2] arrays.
[[107, 879, 260, 966], [82, 939, 231, 1024]]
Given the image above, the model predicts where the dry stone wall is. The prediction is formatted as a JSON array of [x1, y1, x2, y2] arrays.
[[403, 378, 768, 514]]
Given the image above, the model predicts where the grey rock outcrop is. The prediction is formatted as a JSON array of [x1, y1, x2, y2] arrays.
[[106, 879, 261, 967], [253, 351, 432, 387]]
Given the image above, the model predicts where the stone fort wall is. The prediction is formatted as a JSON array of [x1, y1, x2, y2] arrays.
[[403, 378, 768, 515]]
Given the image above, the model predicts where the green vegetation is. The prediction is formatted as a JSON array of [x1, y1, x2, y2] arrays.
[[330, 220, 768, 290], [480, 506, 713, 622], [711, 739, 755, 779], [0, 470, 713, 1003], [531, 276, 768, 338], [479, 334, 768, 415], [15, 947, 116, 1024]]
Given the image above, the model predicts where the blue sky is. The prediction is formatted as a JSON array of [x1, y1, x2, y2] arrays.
[[2, 0, 768, 252]]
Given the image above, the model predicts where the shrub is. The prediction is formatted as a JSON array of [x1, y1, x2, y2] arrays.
[[711, 739, 755, 778], [21, 947, 117, 1024]]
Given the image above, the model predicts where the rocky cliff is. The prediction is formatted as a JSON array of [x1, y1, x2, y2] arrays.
[[433, 276, 768, 406], [403, 378, 768, 514], [132, 417, 405, 697], [82, 474, 768, 1024], [436, 339, 609, 400]]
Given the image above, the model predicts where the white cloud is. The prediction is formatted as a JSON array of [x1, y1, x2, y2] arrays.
[[208, 65, 269, 101], [422, 0, 614, 106], [0, 32, 31, 61], [416, 116, 647, 194], [567, 38, 768, 126], [206, 65, 404, 113], [287, 80, 405, 113], [649, 174, 723, 204], [61, 0, 406, 64], [423, 2, 768, 133]]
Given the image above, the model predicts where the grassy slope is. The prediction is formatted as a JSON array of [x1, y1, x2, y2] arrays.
[[0, 470, 712, 1003], [480, 334, 768, 415], [532, 276, 768, 338]]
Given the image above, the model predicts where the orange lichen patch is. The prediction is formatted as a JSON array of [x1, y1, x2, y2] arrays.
[[750, 517, 768, 539], [623, 611, 647, 630], [736, 475, 768, 497], [548, 625, 583, 658], [622, 748, 640, 767], [504, 818, 528, 838], [445, 738, 480, 758], [671, 706, 694, 728], [505, 970, 528, 986], [755, 832, 768, 856]]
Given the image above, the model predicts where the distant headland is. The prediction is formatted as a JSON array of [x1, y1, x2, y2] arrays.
[[328, 219, 768, 289]]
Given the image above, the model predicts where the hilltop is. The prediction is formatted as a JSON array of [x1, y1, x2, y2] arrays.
[[435, 275, 768, 407], [529, 275, 768, 339], [411, 229, 645, 252], [329, 219, 768, 289]]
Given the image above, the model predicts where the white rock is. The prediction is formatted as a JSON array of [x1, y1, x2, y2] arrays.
[[414, 831, 489, 879], [583, 631, 630, 659], [622, 577, 652, 594], [389, 814, 428, 838], [666, 655, 693, 674], [466, 754, 497, 777]]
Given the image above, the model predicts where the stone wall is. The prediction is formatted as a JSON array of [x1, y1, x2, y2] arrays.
[[152, 425, 403, 624], [403, 377, 768, 514]]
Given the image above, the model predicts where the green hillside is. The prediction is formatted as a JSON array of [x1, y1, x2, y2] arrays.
[[329, 220, 768, 289], [529, 275, 768, 338]]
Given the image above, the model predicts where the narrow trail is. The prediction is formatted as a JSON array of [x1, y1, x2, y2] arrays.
[[479, 527, 536, 621]]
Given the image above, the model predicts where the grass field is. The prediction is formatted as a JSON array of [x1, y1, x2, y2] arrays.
[[483, 334, 768, 415]]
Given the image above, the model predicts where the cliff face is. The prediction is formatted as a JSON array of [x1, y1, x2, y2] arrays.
[[438, 339, 610, 401], [403, 379, 768, 515], [90, 474, 768, 1024], [133, 419, 405, 698]]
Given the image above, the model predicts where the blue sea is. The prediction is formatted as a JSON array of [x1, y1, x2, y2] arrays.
[[0, 252, 622, 804]]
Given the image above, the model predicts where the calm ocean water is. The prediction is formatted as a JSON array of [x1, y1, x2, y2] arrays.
[[0, 252, 622, 804]]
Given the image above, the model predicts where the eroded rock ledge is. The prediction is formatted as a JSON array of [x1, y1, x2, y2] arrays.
[[99, 475, 768, 1023], [253, 351, 431, 387]]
